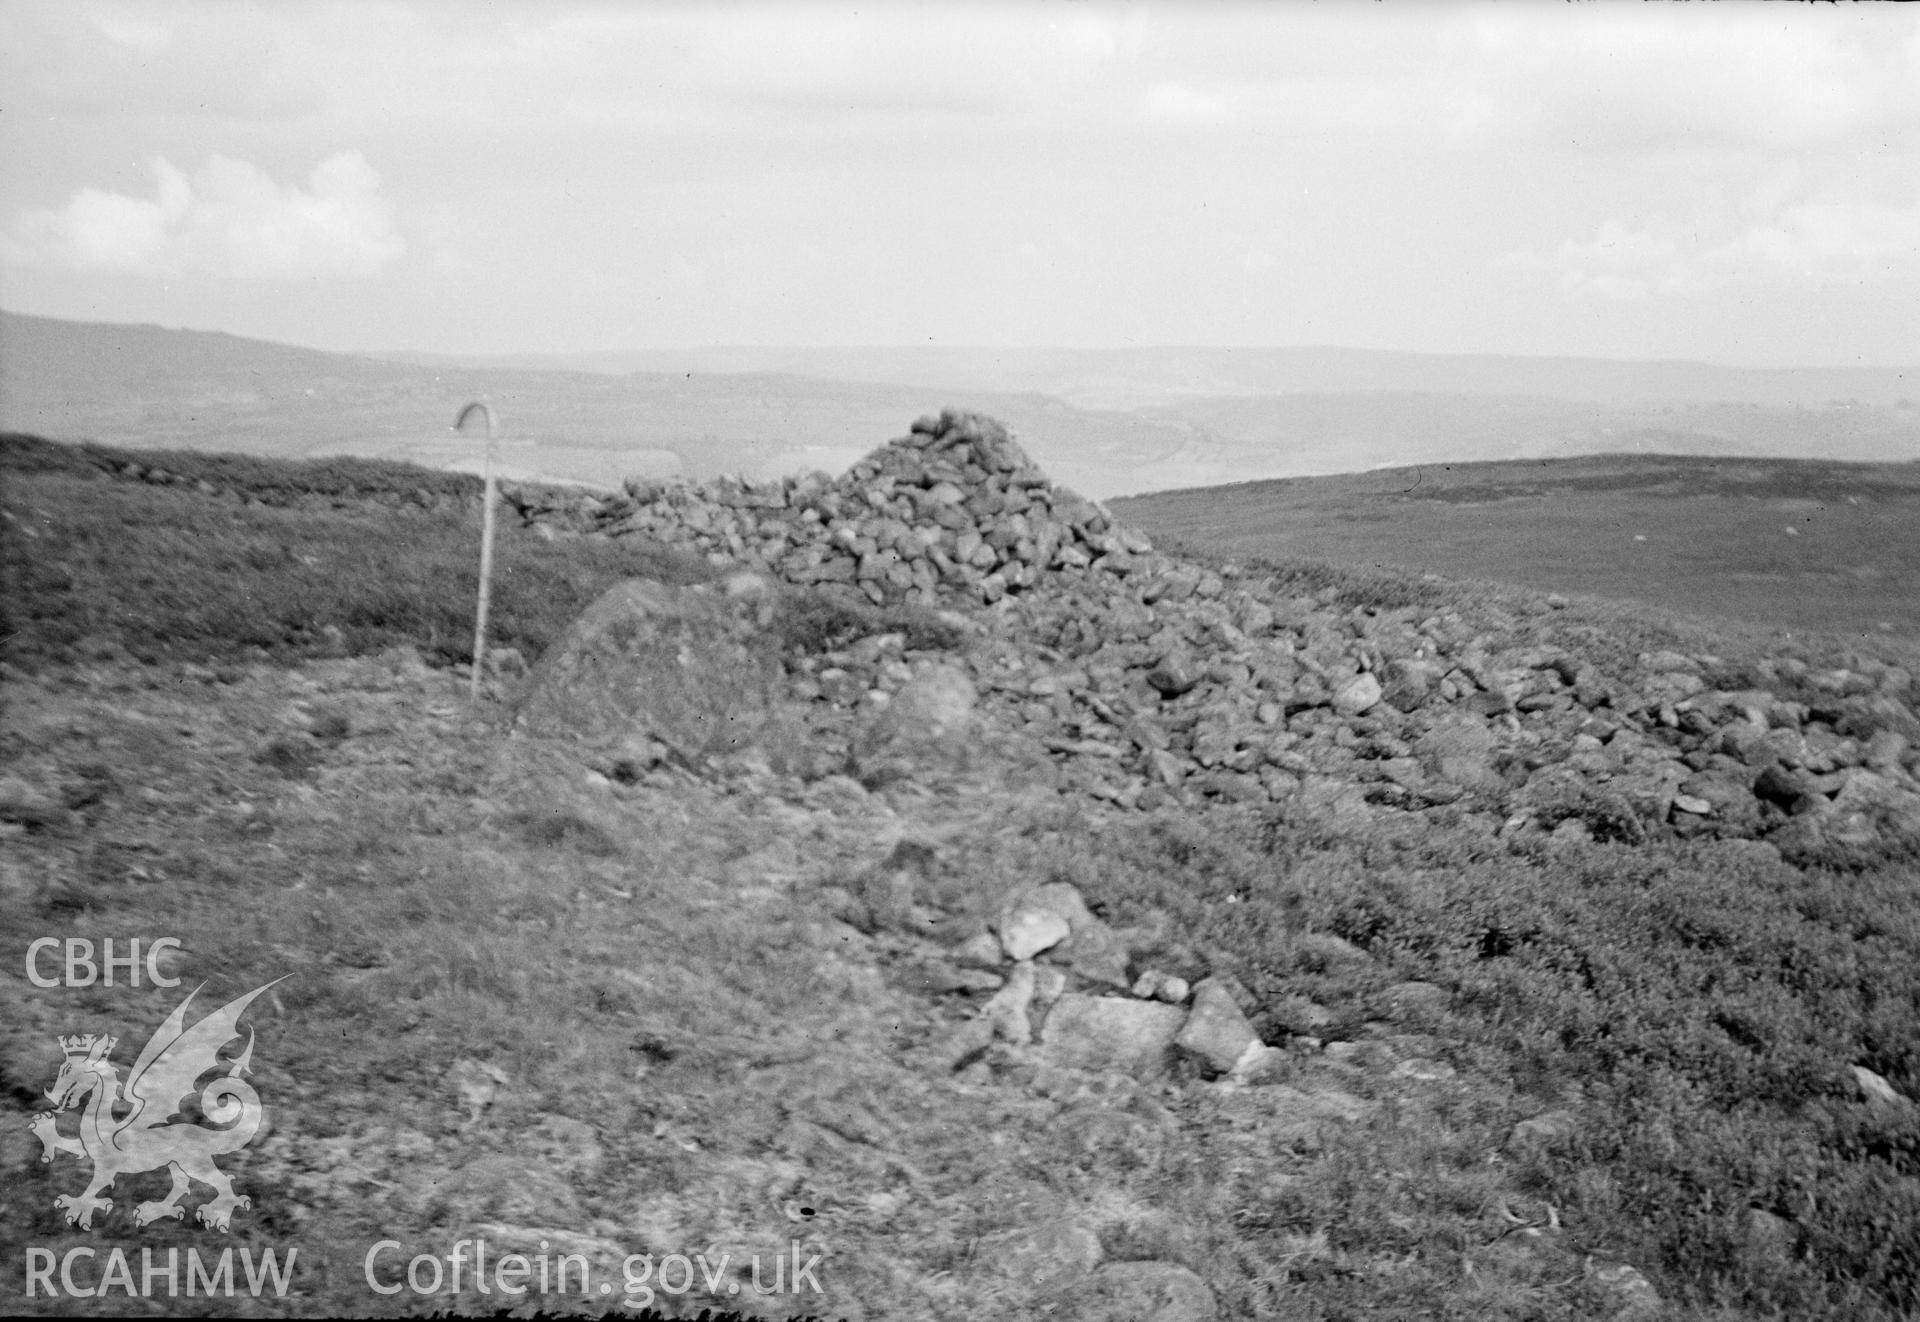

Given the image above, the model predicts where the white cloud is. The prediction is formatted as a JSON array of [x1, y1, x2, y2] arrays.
[[1460, 7, 1920, 153], [4, 152, 403, 279], [1139, 81, 1238, 128], [1503, 198, 1920, 299]]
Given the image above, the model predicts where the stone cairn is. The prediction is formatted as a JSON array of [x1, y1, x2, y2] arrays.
[[506, 409, 1920, 850], [544, 409, 1151, 607]]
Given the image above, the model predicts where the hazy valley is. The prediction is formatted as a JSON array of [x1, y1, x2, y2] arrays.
[[5, 311, 1915, 502]]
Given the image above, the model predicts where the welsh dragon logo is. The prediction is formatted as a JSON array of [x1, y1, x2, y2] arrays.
[[29, 979, 282, 1233]]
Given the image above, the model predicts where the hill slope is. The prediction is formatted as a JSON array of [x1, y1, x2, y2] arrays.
[[5, 422, 1920, 1318], [1114, 454, 1920, 644]]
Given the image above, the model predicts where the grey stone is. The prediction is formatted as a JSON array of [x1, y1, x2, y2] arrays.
[[1039, 994, 1187, 1080], [1753, 762, 1812, 810], [1416, 715, 1503, 791], [1852, 1064, 1911, 1110], [1678, 769, 1765, 832], [1268, 995, 1335, 1035], [978, 1222, 1104, 1294], [1001, 906, 1071, 961], [1380, 980, 1450, 1023], [1130, 969, 1167, 999], [1012, 881, 1097, 930], [1587, 1258, 1661, 1317], [1226, 1042, 1290, 1085], [1745, 1207, 1798, 1262], [1382, 657, 1443, 711], [523, 1114, 605, 1180], [1507, 1108, 1580, 1156], [1174, 978, 1260, 1075], [1146, 649, 1201, 697], [1057, 918, 1135, 990], [851, 662, 979, 782], [1333, 672, 1384, 717], [980, 961, 1039, 1045], [515, 578, 786, 765]]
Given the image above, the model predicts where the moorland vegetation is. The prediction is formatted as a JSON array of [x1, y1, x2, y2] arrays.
[[2, 424, 1918, 1320]]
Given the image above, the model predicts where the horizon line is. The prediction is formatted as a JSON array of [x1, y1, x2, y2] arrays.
[[3, 307, 1915, 377]]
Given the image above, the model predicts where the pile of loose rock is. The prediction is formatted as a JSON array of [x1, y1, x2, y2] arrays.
[[510, 410, 1920, 857], [512, 410, 1153, 606]]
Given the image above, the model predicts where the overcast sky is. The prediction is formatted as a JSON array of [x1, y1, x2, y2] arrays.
[[2, 1, 1916, 367]]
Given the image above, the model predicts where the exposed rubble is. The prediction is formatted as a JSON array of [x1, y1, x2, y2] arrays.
[[505, 409, 1920, 860]]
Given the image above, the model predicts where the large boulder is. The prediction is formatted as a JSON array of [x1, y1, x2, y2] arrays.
[[849, 662, 980, 786], [1414, 715, 1503, 792], [515, 575, 789, 768], [1174, 977, 1260, 1075], [1039, 994, 1187, 1080]]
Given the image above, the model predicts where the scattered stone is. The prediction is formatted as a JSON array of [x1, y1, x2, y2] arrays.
[[1147, 649, 1201, 698], [1000, 906, 1072, 962], [445, 1058, 509, 1126], [1382, 657, 1444, 712], [852, 663, 978, 784], [1267, 995, 1335, 1036], [1055, 917, 1134, 990], [1852, 1064, 1911, 1110], [1032, 963, 1069, 1010], [978, 1222, 1104, 1294], [505, 408, 1920, 873], [1332, 672, 1384, 718], [954, 931, 1008, 969], [1415, 717, 1503, 791], [1745, 1207, 1798, 1263], [1226, 1041, 1289, 1086], [907, 959, 1005, 996], [1174, 978, 1261, 1075], [980, 960, 1040, 1045], [1507, 1108, 1580, 1156], [1039, 994, 1187, 1080], [852, 838, 940, 935], [1587, 1258, 1661, 1317], [1379, 980, 1450, 1022]]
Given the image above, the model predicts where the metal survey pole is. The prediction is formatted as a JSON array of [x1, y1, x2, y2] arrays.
[[454, 401, 499, 705]]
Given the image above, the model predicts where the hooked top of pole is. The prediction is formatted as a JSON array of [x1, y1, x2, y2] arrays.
[[453, 401, 497, 438]]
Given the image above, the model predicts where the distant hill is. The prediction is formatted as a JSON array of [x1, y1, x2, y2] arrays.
[[1113, 452, 1920, 642], [6, 311, 1916, 499], [376, 343, 1920, 411], [0, 310, 1197, 495]]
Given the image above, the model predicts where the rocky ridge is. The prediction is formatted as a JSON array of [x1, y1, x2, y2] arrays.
[[506, 409, 1920, 861]]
